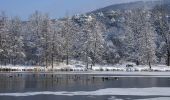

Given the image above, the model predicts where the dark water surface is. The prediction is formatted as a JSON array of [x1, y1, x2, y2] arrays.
[[0, 73, 170, 100]]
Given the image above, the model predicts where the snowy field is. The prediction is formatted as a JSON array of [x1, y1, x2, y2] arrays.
[[0, 60, 170, 75]]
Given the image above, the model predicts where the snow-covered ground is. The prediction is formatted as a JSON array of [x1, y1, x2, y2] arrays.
[[0, 62, 170, 72], [0, 65, 45, 72], [92, 63, 170, 72]]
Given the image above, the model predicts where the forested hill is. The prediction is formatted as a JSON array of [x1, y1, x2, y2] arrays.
[[88, 0, 170, 27], [90, 1, 160, 13], [0, 0, 170, 67], [85, 0, 170, 66]]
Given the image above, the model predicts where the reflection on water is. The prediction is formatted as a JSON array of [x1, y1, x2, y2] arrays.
[[0, 73, 170, 100], [0, 73, 170, 93], [0, 74, 109, 92], [1, 95, 170, 100]]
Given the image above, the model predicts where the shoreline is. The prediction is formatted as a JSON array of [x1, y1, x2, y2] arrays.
[[1, 71, 170, 76]]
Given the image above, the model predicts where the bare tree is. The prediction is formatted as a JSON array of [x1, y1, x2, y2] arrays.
[[152, 4, 170, 66], [8, 16, 25, 65], [125, 9, 157, 68], [59, 17, 78, 65]]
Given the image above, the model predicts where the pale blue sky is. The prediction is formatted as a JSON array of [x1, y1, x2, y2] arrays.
[[0, 0, 155, 20]]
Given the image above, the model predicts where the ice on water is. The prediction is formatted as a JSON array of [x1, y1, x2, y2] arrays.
[[0, 87, 170, 97]]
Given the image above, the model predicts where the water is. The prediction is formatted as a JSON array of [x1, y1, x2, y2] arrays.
[[0, 73, 170, 100]]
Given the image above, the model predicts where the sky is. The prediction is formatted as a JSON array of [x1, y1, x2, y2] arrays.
[[0, 0, 155, 20]]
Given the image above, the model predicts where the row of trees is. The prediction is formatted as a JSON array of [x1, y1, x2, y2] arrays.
[[96, 4, 170, 68], [0, 11, 105, 68], [152, 5, 170, 66], [0, 12, 25, 65], [124, 5, 170, 67], [0, 4, 170, 68]]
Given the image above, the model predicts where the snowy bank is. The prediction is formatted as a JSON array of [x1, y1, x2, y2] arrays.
[[92, 63, 170, 72], [0, 65, 45, 72], [0, 62, 170, 72]]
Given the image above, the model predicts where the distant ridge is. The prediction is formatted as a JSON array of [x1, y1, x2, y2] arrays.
[[89, 0, 169, 14]]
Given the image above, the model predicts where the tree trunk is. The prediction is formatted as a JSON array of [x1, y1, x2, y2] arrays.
[[66, 51, 69, 65], [45, 35, 48, 68], [66, 36, 69, 65], [51, 54, 54, 70], [167, 50, 170, 66], [86, 56, 89, 69], [51, 42, 55, 70], [86, 48, 89, 69], [45, 55, 48, 68], [93, 39, 97, 66], [149, 61, 151, 70]]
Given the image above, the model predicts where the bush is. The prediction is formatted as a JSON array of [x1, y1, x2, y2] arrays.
[[100, 68, 104, 71]]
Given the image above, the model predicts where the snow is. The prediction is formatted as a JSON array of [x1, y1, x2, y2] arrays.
[[0, 87, 170, 96], [45, 61, 86, 72], [0, 61, 170, 72], [108, 97, 170, 100], [0, 65, 45, 72], [138, 97, 170, 100], [92, 63, 170, 72]]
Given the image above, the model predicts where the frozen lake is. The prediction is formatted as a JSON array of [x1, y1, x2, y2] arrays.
[[0, 73, 170, 100]]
